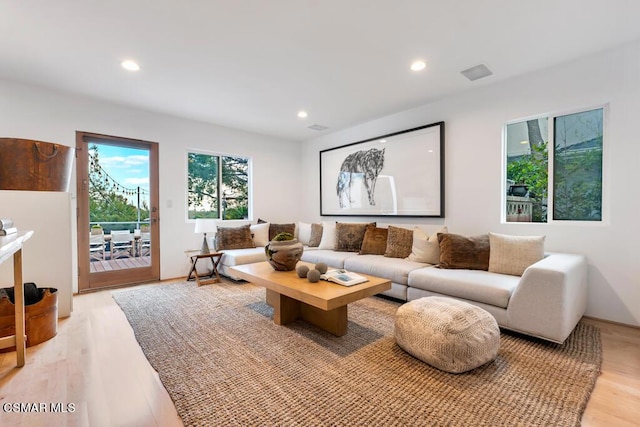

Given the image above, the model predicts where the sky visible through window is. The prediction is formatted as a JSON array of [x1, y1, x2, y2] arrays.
[[93, 144, 149, 205]]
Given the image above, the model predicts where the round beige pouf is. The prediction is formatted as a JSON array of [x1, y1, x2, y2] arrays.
[[394, 297, 500, 373]]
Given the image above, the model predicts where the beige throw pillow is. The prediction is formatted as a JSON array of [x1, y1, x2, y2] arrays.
[[297, 221, 312, 245], [407, 226, 448, 264], [250, 222, 270, 247], [488, 232, 545, 276], [318, 221, 337, 250]]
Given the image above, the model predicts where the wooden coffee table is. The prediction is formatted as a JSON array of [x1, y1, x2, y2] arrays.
[[229, 261, 391, 336]]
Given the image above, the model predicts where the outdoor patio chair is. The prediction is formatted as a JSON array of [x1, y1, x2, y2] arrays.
[[110, 230, 134, 259], [139, 225, 151, 257], [89, 227, 105, 261]]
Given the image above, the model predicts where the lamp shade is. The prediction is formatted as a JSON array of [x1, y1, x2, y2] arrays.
[[194, 218, 218, 234]]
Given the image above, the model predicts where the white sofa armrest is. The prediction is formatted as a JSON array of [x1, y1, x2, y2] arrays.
[[507, 253, 587, 343]]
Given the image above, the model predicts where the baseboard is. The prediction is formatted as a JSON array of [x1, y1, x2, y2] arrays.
[[583, 315, 640, 331]]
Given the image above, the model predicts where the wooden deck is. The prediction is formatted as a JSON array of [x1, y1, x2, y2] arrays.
[[90, 256, 151, 273]]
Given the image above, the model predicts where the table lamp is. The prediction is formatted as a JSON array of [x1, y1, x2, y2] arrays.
[[194, 219, 218, 254]]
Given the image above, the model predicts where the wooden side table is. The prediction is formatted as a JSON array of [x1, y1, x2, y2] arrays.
[[187, 252, 223, 286]]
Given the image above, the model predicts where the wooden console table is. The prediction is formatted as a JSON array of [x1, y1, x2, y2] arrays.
[[0, 230, 33, 367]]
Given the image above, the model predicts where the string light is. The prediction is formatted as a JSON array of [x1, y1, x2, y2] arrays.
[[88, 150, 150, 198]]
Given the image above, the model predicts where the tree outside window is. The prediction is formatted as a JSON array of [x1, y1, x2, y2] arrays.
[[504, 107, 603, 223], [187, 152, 250, 220]]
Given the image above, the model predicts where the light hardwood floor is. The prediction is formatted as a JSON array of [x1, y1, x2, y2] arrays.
[[0, 283, 638, 427]]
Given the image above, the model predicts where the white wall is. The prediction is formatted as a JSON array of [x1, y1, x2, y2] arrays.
[[0, 80, 302, 293], [301, 40, 640, 327]]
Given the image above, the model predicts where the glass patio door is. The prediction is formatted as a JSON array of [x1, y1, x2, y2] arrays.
[[76, 131, 160, 291]]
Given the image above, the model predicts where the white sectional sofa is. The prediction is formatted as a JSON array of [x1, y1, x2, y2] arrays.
[[213, 224, 587, 344]]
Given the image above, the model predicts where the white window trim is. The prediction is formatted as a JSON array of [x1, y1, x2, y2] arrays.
[[502, 104, 608, 226], [185, 148, 253, 223]]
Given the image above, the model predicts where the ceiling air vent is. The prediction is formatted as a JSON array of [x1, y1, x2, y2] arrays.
[[308, 124, 329, 131], [461, 64, 493, 81]]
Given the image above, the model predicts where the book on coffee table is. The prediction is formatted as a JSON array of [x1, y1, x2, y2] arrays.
[[320, 269, 368, 287]]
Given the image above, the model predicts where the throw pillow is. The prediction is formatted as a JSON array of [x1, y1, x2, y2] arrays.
[[488, 232, 545, 276], [384, 226, 414, 259], [308, 223, 323, 247], [334, 222, 376, 252], [268, 223, 296, 241], [250, 222, 270, 247], [359, 226, 389, 255], [438, 233, 490, 270], [215, 224, 256, 251], [297, 221, 312, 245], [407, 226, 448, 264], [318, 221, 337, 250]]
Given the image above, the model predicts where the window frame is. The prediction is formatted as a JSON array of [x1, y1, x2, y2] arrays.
[[502, 104, 608, 226], [185, 148, 253, 223]]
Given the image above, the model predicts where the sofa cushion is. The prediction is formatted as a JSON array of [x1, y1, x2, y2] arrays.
[[408, 267, 518, 308], [344, 255, 428, 286], [407, 226, 447, 264], [308, 223, 323, 247], [318, 221, 337, 250], [297, 221, 312, 245], [384, 226, 413, 259], [215, 225, 256, 251], [268, 223, 296, 241], [489, 232, 545, 276], [359, 226, 389, 255], [335, 222, 375, 252], [250, 223, 270, 247], [300, 249, 358, 269], [219, 247, 267, 267], [438, 233, 490, 270]]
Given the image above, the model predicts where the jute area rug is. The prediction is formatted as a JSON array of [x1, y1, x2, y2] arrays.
[[112, 281, 601, 427]]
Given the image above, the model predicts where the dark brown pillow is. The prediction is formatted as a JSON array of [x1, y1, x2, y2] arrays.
[[268, 223, 296, 241], [359, 226, 389, 255], [215, 224, 256, 250], [308, 223, 323, 247], [384, 226, 413, 258], [334, 222, 375, 252], [438, 233, 490, 270]]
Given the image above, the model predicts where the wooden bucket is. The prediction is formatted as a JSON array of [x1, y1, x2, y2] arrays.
[[0, 287, 58, 350], [0, 138, 74, 191]]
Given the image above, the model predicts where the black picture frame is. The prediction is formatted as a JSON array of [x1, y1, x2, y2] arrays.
[[320, 122, 444, 217]]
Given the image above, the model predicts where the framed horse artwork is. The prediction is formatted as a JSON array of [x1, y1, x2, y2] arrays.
[[320, 122, 444, 217]]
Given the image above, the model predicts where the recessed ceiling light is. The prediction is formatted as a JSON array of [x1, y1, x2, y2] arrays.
[[297, 111, 308, 119], [121, 60, 140, 71], [410, 60, 426, 71], [380, 139, 387, 143]]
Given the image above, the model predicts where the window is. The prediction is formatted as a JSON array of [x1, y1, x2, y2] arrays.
[[504, 107, 604, 223], [187, 151, 250, 220]]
